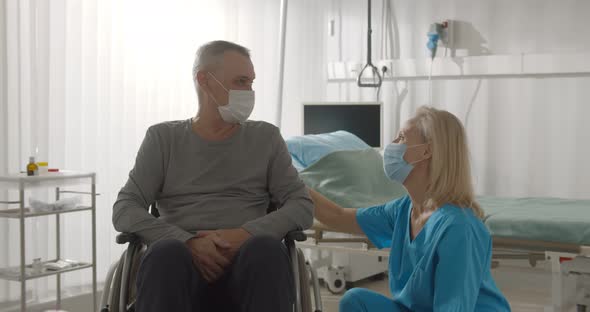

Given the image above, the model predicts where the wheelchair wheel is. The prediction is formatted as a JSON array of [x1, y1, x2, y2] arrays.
[[100, 259, 121, 312], [108, 250, 127, 312], [297, 248, 312, 312]]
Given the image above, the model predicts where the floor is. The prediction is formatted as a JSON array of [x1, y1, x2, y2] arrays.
[[313, 259, 554, 312], [0, 259, 576, 312]]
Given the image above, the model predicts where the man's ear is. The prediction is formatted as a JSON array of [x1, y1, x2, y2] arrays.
[[196, 70, 209, 88]]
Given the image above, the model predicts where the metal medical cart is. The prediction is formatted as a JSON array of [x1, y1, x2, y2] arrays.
[[0, 171, 97, 311]]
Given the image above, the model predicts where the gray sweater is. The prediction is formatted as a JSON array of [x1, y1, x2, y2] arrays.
[[112, 119, 314, 244]]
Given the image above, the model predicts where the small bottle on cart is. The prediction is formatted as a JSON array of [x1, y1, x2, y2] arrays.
[[26, 157, 38, 176]]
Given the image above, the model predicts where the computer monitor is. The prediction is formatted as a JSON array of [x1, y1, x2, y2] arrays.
[[302, 102, 383, 148]]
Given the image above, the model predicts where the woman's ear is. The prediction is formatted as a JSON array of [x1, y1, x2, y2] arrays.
[[423, 143, 433, 160]]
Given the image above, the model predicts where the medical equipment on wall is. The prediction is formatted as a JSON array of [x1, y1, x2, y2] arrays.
[[357, 0, 382, 88], [426, 21, 452, 60], [426, 21, 451, 105], [426, 23, 442, 60]]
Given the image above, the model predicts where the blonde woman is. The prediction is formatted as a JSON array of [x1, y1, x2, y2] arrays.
[[309, 107, 510, 311]]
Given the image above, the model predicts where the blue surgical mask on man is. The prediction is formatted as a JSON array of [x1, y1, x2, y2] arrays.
[[383, 143, 429, 183], [208, 73, 255, 123]]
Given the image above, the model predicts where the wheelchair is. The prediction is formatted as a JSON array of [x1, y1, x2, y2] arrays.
[[100, 205, 323, 312]]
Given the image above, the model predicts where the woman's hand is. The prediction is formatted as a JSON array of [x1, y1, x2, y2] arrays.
[[308, 187, 364, 234]]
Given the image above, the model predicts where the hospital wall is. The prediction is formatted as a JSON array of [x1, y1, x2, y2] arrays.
[[280, 0, 590, 199]]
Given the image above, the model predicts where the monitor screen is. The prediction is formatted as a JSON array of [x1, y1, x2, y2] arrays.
[[303, 102, 382, 148]]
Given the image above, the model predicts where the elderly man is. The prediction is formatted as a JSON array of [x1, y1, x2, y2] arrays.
[[113, 40, 313, 312]]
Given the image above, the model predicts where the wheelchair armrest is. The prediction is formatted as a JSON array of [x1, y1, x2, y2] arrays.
[[116, 232, 140, 245], [117, 230, 306, 244], [285, 230, 307, 242]]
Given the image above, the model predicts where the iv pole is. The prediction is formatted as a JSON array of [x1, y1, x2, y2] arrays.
[[275, 0, 288, 128]]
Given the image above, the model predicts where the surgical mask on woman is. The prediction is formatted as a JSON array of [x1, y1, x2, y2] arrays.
[[208, 73, 255, 123], [383, 143, 429, 183]]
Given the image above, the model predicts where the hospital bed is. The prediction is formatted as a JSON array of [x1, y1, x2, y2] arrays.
[[286, 131, 590, 311]]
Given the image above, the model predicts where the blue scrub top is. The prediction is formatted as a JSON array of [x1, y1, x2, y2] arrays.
[[356, 195, 511, 311]]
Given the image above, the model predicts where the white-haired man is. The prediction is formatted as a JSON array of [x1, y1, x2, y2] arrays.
[[113, 40, 313, 312]]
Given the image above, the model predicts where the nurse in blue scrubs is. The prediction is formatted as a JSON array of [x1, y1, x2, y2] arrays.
[[309, 106, 511, 311]]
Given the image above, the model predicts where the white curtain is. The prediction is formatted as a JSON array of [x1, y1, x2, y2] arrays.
[[0, 0, 284, 305]]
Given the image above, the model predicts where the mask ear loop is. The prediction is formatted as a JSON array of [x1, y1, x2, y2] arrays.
[[406, 142, 429, 149], [208, 72, 229, 92], [206, 72, 230, 107], [409, 157, 428, 166]]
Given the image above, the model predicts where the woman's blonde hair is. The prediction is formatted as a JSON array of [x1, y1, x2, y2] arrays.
[[411, 106, 484, 219]]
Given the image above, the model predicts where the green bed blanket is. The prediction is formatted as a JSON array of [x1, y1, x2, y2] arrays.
[[300, 149, 590, 245], [479, 196, 590, 245]]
